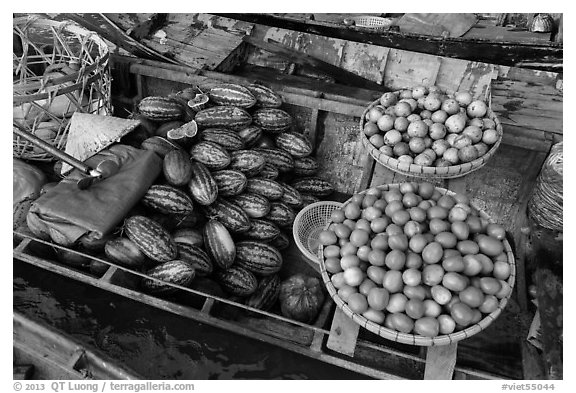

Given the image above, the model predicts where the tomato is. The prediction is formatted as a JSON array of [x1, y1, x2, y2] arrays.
[[391, 209, 411, 226], [399, 182, 417, 194], [427, 205, 449, 220], [435, 231, 458, 249], [373, 199, 387, 211], [323, 245, 341, 259], [423, 299, 442, 318], [362, 206, 383, 221], [409, 234, 429, 253], [382, 270, 404, 293], [333, 223, 352, 239], [370, 217, 389, 233], [479, 277, 502, 295], [476, 253, 494, 275], [385, 249, 406, 270], [340, 254, 361, 269], [343, 219, 356, 230], [367, 287, 390, 311], [343, 266, 365, 287], [404, 285, 427, 301], [437, 195, 456, 210], [365, 187, 382, 198], [361, 194, 378, 209], [438, 314, 456, 334], [370, 233, 389, 250], [414, 317, 440, 337], [466, 215, 483, 234], [422, 241, 444, 264], [429, 218, 451, 234], [405, 299, 426, 319], [442, 272, 468, 292], [388, 234, 409, 251], [331, 272, 346, 289], [493, 261, 511, 280], [442, 255, 465, 272], [418, 200, 434, 211], [330, 209, 345, 223], [367, 249, 386, 267], [350, 229, 370, 247], [462, 254, 483, 276], [479, 294, 499, 314], [458, 286, 485, 308], [422, 264, 445, 286], [457, 240, 480, 255], [495, 280, 512, 299], [390, 312, 414, 333], [417, 182, 435, 199], [408, 207, 427, 222], [386, 293, 408, 314], [451, 221, 470, 240], [442, 249, 462, 260], [450, 302, 474, 326], [319, 230, 338, 246], [402, 268, 422, 286], [367, 265, 386, 285], [363, 308, 386, 324], [477, 235, 504, 257], [402, 192, 421, 208], [356, 245, 372, 262], [354, 218, 372, 233], [405, 252, 423, 269], [404, 220, 423, 238], [347, 292, 369, 314], [340, 242, 358, 257], [344, 202, 362, 220], [324, 257, 343, 274], [351, 194, 364, 205], [384, 189, 403, 203], [385, 200, 404, 217], [337, 285, 358, 301], [431, 285, 452, 305], [448, 205, 469, 222], [359, 278, 377, 296]]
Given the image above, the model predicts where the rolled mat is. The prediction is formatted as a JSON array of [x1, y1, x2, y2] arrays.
[[528, 142, 563, 232], [26, 144, 162, 246]]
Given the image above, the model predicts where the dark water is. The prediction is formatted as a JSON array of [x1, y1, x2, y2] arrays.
[[13, 262, 368, 380]]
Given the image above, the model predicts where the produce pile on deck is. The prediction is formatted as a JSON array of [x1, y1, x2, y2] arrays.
[[17, 82, 332, 324], [320, 182, 514, 339]]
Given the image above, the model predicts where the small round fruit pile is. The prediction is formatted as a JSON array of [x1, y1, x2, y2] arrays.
[[362, 86, 500, 168], [320, 182, 513, 339]]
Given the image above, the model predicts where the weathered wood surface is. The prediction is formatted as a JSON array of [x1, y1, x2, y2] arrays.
[[217, 13, 562, 72]]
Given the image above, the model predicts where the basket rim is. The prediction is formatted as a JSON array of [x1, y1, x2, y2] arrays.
[[318, 183, 517, 346], [293, 201, 344, 265], [360, 93, 504, 179]]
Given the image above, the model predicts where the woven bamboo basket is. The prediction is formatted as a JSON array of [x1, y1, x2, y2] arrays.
[[359, 95, 504, 179], [13, 16, 112, 161], [352, 16, 393, 30], [318, 184, 516, 346]]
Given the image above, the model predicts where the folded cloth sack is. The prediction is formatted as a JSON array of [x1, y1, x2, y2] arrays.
[[13, 158, 48, 230], [27, 144, 162, 246]]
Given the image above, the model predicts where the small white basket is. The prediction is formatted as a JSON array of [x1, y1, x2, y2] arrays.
[[353, 16, 393, 30]]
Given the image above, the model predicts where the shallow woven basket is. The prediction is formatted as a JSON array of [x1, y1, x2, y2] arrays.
[[318, 184, 516, 346], [360, 96, 504, 179], [352, 16, 393, 30], [13, 16, 112, 161], [293, 201, 344, 272]]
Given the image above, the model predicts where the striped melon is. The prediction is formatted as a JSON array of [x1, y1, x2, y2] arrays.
[[235, 241, 283, 276], [177, 243, 213, 277], [211, 169, 247, 197], [138, 96, 184, 122], [243, 218, 280, 241], [293, 157, 320, 176], [237, 125, 263, 147], [259, 163, 279, 180], [190, 141, 231, 170], [246, 84, 283, 108], [213, 266, 258, 297], [203, 219, 236, 269], [254, 148, 294, 173], [163, 149, 193, 186], [104, 237, 146, 269], [266, 202, 296, 227], [188, 161, 218, 206], [228, 150, 266, 177], [141, 136, 181, 158], [269, 230, 290, 250], [291, 177, 334, 197], [208, 84, 257, 108], [252, 108, 292, 134], [229, 192, 271, 218], [142, 185, 194, 215], [198, 128, 245, 151], [124, 215, 177, 263], [195, 106, 252, 131], [245, 274, 281, 311], [141, 260, 195, 294], [246, 178, 284, 201], [202, 198, 251, 233], [172, 228, 204, 248], [278, 182, 304, 209], [275, 132, 313, 158]]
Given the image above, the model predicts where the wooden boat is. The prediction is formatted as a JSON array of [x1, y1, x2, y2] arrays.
[[216, 13, 563, 73], [13, 13, 563, 380], [13, 312, 142, 380]]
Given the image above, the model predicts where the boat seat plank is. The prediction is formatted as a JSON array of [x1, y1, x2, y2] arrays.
[[424, 343, 458, 380], [327, 308, 360, 357], [463, 20, 553, 43]]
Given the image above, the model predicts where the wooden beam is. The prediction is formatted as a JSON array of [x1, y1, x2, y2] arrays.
[[242, 35, 385, 91], [424, 343, 458, 380]]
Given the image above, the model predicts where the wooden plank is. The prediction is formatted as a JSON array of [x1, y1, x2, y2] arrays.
[[13, 365, 34, 380], [424, 343, 458, 380], [497, 114, 562, 135], [242, 35, 384, 90], [492, 80, 562, 96], [327, 308, 360, 357], [383, 50, 444, 90]]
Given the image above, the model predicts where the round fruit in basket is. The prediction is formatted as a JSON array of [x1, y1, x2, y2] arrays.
[[361, 86, 503, 178], [319, 183, 515, 345]]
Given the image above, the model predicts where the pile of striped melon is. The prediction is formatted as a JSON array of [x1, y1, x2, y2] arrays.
[[82, 82, 333, 318]]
